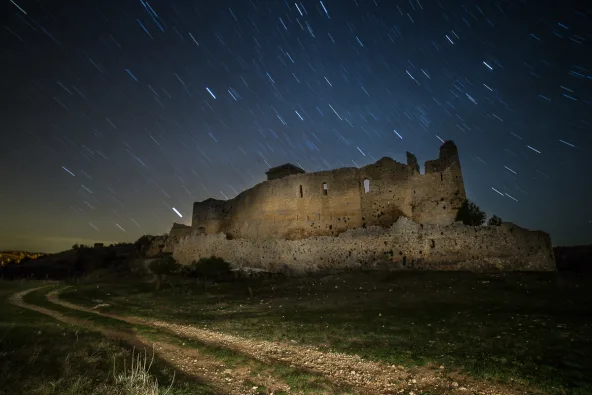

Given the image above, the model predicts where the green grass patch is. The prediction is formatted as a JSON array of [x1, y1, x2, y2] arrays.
[[0, 281, 214, 395], [10, 282, 350, 394], [61, 272, 592, 394]]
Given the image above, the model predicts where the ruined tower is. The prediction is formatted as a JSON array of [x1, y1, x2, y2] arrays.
[[411, 141, 466, 225]]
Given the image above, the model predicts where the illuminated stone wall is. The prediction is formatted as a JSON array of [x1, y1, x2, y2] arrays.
[[173, 217, 555, 273], [191, 141, 467, 240]]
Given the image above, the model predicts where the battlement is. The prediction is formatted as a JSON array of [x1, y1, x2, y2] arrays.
[[190, 141, 465, 240]]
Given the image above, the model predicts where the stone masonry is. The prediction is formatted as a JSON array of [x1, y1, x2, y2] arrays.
[[192, 141, 466, 240], [172, 218, 555, 272], [152, 141, 555, 272]]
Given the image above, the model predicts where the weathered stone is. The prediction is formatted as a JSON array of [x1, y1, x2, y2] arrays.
[[151, 141, 555, 273], [172, 217, 555, 273], [191, 141, 466, 240]]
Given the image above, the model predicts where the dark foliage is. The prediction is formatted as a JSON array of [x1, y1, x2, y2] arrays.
[[135, 235, 153, 254], [554, 245, 592, 272], [184, 256, 231, 281], [0, 244, 135, 280], [455, 199, 486, 226], [487, 215, 503, 226], [149, 254, 181, 275]]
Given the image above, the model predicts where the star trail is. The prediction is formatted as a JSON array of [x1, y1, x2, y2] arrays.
[[0, 0, 591, 252]]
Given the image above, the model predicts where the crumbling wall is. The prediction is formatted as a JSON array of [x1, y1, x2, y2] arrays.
[[145, 223, 192, 257], [192, 199, 228, 234], [165, 223, 192, 253], [359, 157, 414, 229], [413, 141, 466, 225], [173, 217, 555, 273], [190, 141, 467, 240], [192, 166, 368, 240]]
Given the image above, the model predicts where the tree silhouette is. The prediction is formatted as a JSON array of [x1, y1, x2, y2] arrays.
[[184, 257, 231, 293], [487, 214, 503, 226], [455, 199, 486, 226], [149, 254, 181, 290]]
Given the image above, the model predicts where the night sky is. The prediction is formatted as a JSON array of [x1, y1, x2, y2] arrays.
[[1, 0, 591, 253]]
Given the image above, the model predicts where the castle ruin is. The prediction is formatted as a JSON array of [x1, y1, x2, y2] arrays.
[[153, 141, 555, 273], [192, 141, 466, 240]]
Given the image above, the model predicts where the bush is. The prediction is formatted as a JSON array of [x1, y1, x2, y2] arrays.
[[487, 215, 503, 226], [149, 255, 180, 275], [455, 199, 486, 226], [184, 257, 231, 291], [149, 255, 181, 290], [134, 235, 153, 254]]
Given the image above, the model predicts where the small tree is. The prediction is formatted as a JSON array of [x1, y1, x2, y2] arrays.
[[149, 254, 181, 290], [134, 235, 153, 255], [455, 199, 486, 226], [184, 256, 231, 293], [487, 214, 503, 226]]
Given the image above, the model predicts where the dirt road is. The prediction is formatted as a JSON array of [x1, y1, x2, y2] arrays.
[[10, 286, 291, 395], [44, 286, 528, 395]]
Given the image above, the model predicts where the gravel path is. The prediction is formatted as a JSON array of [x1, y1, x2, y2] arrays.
[[48, 286, 531, 395], [10, 286, 290, 395]]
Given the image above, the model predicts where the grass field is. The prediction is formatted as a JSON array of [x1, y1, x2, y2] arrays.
[[1, 281, 354, 394], [58, 271, 592, 394], [0, 281, 217, 395]]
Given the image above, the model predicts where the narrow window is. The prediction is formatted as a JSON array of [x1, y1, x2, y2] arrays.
[[363, 178, 370, 193], [322, 182, 328, 196], [299, 185, 303, 198], [440, 172, 443, 181]]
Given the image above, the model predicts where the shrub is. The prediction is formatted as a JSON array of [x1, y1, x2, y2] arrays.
[[184, 256, 231, 292], [135, 235, 153, 254], [148, 255, 181, 290], [487, 214, 503, 226], [455, 199, 486, 226], [149, 255, 180, 275]]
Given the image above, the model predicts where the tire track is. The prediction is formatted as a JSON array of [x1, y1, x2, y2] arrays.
[[49, 286, 529, 394], [9, 286, 290, 395]]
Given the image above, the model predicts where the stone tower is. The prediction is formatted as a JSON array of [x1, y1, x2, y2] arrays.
[[412, 141, 466, 225]]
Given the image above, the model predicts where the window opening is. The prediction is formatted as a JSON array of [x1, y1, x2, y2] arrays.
[[363, 178, 370, 193], [299, 185, 303, 198], [322, 182, 328, 195]]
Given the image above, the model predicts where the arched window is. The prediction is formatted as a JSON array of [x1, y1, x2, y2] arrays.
[[299, 185, 303, 198], [363, 178, 370, 193], [322, 182, 328, 196]]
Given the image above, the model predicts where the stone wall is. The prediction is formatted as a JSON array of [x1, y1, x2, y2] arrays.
[[172, 217, 555, 273], [144, 223, 192, 257], [190, 141, 466, 240], [413, 142, 466, 225]]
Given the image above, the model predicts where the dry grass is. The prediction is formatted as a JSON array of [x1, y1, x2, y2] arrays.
[[0, 281, 209, 395], [112, 347, 175, 395]]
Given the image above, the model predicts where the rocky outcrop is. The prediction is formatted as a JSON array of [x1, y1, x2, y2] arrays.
[[171, 217, 555, 273]]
